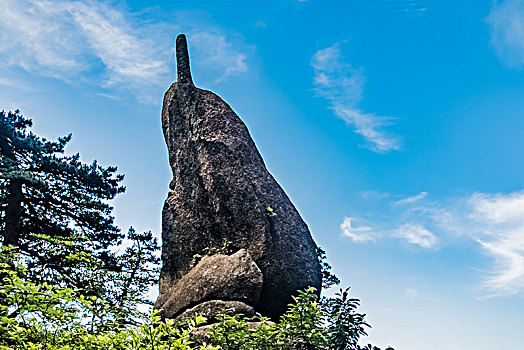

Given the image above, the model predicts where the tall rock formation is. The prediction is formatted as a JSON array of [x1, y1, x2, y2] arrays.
[[155, 34, 322, 321]]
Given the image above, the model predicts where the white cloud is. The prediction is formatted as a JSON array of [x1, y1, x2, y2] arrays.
[[404, 287, 440, 301], [189, 31, 249, 84], [477, 239, 524, 297], [344, 0, 436, 15], [311, 42, 401, 152], [469, 192, 524, 224], [0, 0, 86, 76], [360, 190, 391, 200], [0, 0, 169, 103], [340, 217, 376, 243], [404, 288, 419, 298], [65, 2, 167, 87], [253, 21, 266, 29], [0, 0, 250, 104], [396, 222, 438, 248], [395, 191, 428, 205], [468, 192, 524, 297], [353, 189, 524, 296], [0, 77, 38, 92], [487, 0, 524, 67]]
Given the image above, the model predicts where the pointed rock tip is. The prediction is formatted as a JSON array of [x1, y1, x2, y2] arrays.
[[176, 34, 193, 86]]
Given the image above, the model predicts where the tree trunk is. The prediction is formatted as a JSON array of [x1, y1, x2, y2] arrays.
[[3, 179, 22, 247]]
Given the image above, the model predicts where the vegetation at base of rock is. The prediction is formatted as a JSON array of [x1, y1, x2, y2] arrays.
[[0, 251, 393, 350]]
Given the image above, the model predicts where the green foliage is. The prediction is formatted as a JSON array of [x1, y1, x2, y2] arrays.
[[0, 252, 395, 350], [317, 247, 341, 289], [202, 238, 234, 256], [203, 288, 395, 350], [0, 110, 160, 327], [205, 312, 254, 349], [277, 287, 326, 349], [321, 288, 369, 350], [191, 238, 234, 267], [0, 109, 124, 250], [0, 249, 209, 350], [0, 228, 160, 330], [1, 109, 124, 281], [205, 287, 395, 350], [205, 288, 325, 350], [1, 252, 88, 348]]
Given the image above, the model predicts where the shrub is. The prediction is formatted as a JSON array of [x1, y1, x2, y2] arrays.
[[0, 248, 394, 350]]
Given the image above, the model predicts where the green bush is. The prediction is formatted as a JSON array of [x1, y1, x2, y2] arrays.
[[0, 250, 394, 350]]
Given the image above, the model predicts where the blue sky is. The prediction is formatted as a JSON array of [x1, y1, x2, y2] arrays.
[[2, 0, 524, 348]]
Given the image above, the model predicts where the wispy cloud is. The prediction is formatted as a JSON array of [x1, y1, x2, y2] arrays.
[[311, 43, 401, 152], [340, 217, 376, 243], [0, 0, 86, 76], [396, 222, 438, 248], [189, 30, 249, 83], [345, 0, 459, 15], [405, 288, 440, 301], [404, 288, 419, 298], [468, 192, 524, 297], [0, 77, 39, 92], [66, 2, 167, 87], [348, 189, 524, 296], [395, 192, 428, 205], [0, 0, 251, 104], [0, 0, 167, 103], [487, 0, 524, 67]]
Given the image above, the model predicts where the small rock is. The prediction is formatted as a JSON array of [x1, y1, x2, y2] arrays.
[[155, 249, 263, 319], [173, 300, 255, 324]]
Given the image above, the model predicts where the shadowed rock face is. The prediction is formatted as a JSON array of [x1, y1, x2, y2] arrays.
[[155, 34, 322, 320]]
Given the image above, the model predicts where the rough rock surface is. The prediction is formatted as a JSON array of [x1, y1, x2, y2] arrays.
[[156, 249, 263, 319], [174, 300, 255, 324], [155, 34, 322, 320]]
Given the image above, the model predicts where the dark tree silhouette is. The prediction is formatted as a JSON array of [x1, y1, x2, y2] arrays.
[[0, 110, 159, 325]]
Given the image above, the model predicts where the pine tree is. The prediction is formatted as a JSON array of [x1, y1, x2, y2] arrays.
[[0, 110, 159, 325], [0, 109, 123, 274]]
